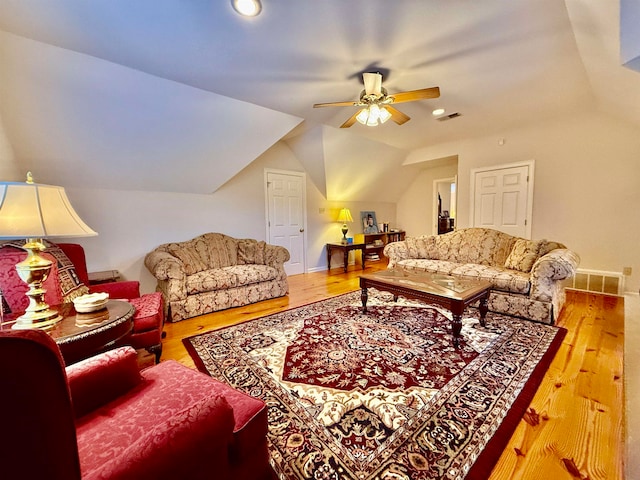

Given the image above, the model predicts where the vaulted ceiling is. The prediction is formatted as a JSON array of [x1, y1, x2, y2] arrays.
[[0, 0, 638, 200]]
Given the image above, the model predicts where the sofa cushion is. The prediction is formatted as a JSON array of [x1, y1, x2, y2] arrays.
[[224, 265, 278, 286], [167, 244, 210, 275], [166, 234, 240, 275], [449, 264, 531, 294], [202, 233, 238, 270], [405, 236, 437, 259], [396, 259, 461, 275], [397, 260, 531, 295], [186, 265, 279, 295], [237, 240, 266, 265], [433, 228, 515, 266], [504, 239, 543, 272], [187, 269, 238, 295]]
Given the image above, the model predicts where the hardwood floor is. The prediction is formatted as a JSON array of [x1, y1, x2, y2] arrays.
[[160, 262, 624, 480]]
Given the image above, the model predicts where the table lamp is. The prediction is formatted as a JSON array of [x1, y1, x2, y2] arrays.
[[0, 173, 97, 329], [337, 208, 353, 244]]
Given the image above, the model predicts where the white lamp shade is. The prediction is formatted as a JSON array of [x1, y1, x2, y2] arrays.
[[0, 181, 97, 239]]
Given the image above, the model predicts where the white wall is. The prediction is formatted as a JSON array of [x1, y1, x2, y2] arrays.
[[405, 110, 640, 293], [66, 142, 305, 293], [64, 139, 401, 292], [5, 104, 638, 294], [397, 161, 458, 237], [0, 112, 19, 180]]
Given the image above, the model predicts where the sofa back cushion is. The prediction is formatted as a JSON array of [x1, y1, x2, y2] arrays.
[[165, 233, 239, 275], [504, 238, 544, 272], [166, 243, 210, 275], [432, 228, 516, 266], [404, 236, 437, 260], [237, 239, 266, 265]]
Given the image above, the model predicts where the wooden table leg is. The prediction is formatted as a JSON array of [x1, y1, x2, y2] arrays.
[[343, 249, 349, 273], [451, 312, 462, 349], [361, 286, 369, 313], [479, 293, 489, 327], [327, 246, 332, 271]]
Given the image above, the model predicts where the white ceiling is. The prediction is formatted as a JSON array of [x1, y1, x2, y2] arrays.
[[0, 0, 637, 197]]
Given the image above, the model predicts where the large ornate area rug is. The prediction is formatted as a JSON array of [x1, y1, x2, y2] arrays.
[[184, 291, 566, 480]]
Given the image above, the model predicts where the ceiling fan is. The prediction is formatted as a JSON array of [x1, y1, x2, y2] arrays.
[[313, 72, 440, 128]]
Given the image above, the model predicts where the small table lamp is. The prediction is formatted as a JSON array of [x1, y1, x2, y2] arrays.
[[337, 208, 353, 244], [0, 173, 97, 329]]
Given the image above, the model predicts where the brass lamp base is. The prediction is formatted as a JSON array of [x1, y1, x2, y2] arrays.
[[341, 224, 349, 244], [11, 239, 62, 330]]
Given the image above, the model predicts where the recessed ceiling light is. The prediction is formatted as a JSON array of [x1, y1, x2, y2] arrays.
[[231, 0, 262, 16], [432, 108, 445, 116]]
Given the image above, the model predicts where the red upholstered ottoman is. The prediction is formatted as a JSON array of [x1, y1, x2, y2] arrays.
[[122, 292, 164, 363]]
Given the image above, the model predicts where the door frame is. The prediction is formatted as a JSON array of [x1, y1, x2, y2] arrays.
[[433, 176, 457, 234], [264, 168, 307, 274], [469, 159, 534, 239]]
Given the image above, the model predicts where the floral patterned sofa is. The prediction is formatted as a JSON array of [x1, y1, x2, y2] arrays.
[[383, 228, 580, 324], [144, 233, 290, 322]]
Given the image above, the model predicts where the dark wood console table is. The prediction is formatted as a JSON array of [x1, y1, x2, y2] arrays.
[[326, 243, 366, 272]]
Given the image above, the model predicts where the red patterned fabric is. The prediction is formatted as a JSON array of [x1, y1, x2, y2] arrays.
[[76, 359, 271, 480], [0, 331, 274, 480], [1, 242, 165, 362], [0, 329, 82, 480], [0, 245, 66, 311], [67, 346, 143, 418]]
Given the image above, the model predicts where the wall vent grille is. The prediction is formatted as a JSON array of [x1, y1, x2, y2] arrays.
[[563, 269, 624, 296]]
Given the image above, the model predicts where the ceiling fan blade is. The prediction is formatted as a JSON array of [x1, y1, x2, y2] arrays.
[[313, 101, 358, 108], [389, 86, 440, 104], [386, 106, 410, 125], [363, 72, 382, 96], [340, 111, 360, 128]]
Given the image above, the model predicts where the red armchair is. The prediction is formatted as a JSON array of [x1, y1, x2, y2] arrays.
[[0, 242, 164, 363], [0, 329, 274, 480]]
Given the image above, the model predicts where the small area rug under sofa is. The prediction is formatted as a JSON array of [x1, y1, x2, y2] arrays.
[[384, 228, 580, 324]]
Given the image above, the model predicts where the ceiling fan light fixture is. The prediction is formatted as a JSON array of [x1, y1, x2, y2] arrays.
[[231, 0, 262, 17], [378, 106, 391, 124], [356, 104, 391, 127]]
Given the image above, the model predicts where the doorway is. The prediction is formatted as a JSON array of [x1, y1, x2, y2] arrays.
[[433, 176, 457, 235], [264, 169, 306, 275]]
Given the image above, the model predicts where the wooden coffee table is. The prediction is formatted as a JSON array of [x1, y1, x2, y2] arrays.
[[360, 269, 492, 348]]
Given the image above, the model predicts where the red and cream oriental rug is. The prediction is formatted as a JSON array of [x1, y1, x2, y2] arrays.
[[184, 291, 566, 480]]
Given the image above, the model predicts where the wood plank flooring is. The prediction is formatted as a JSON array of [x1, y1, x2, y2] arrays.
[[160, 262, 625, 480]]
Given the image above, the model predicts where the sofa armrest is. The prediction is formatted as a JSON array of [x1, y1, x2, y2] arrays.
[[531, 248, 580, 281], [66, 346, 142, 418], [89, 280, 141, 299], [264, 244, 290, 267], [144, 250, 188, 302], [144, 250, 186, 282], [530, 248, 580, 301], [384, 241, 411, 268]]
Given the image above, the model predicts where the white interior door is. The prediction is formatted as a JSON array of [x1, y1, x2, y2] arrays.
[[265, 169, 306, 275], [470, 161, 534, 238]]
